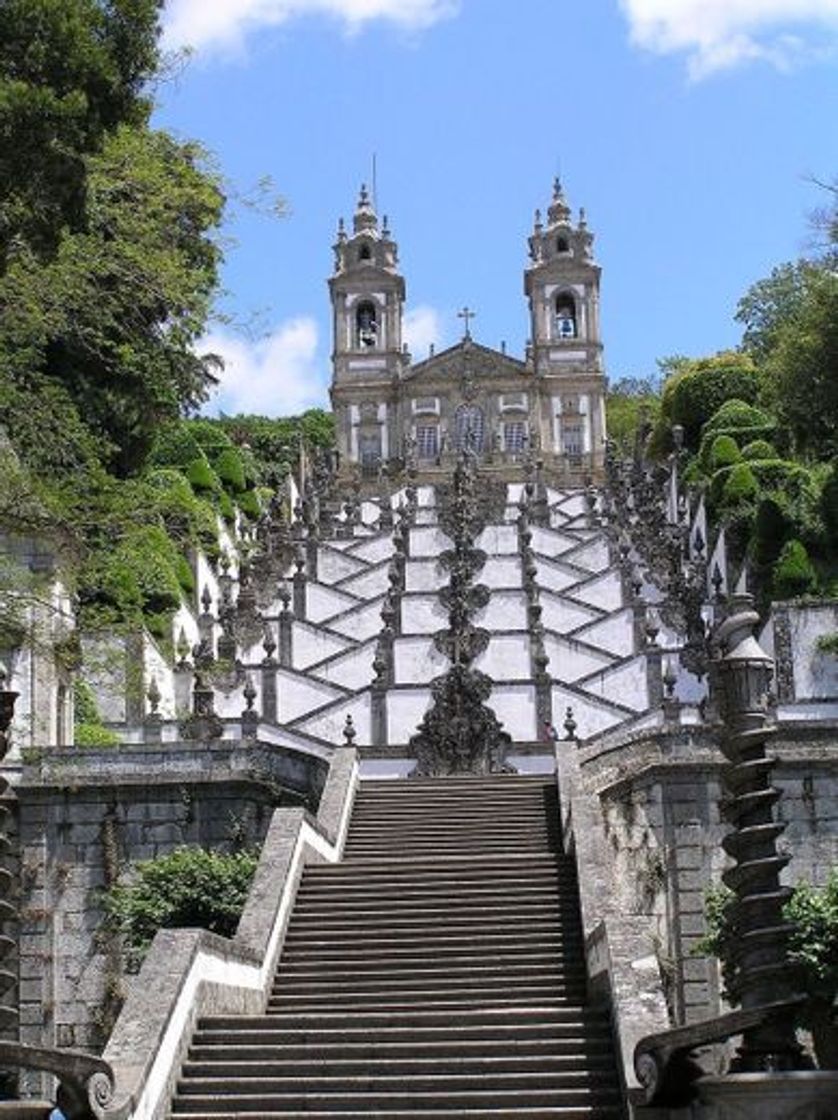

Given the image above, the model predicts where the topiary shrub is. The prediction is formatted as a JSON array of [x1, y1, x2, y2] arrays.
[[752, 497, 790, 569], [721, 462, 758, 507], [703, 398, 775, 435], [186, 455, 220, 494], [708, 434, 741, 471], [218, 491, 235, 522], [74, 722, 120, 748], [174, 553, 195, 596], [773, 538, 817, 600], [236, 490, 262, 519], [741, 439, 777, 461], [214, 448, 247, 493], [106, 846, 260, 971], [185, 419, 235, 458]]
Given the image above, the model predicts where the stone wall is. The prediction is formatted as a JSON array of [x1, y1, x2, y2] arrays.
[[11, 738, 328, 1071], [571, 718, 838, 1032]]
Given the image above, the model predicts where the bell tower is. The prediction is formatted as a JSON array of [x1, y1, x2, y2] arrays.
[[525, 180, 607, 473], [329, 185, 406, 471]]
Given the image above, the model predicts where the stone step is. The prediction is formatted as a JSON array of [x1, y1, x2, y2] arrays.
[[272, 969, 585, 995], [171, 1108, 622, 1120], [187, 1038, 616, 1063], [287, 906, 576, 928], [177, 1072, 617, 1095], [295, 881, 568, 900], [267, 992, 585, 1013], [181, 1055, 615, 1079], [278, 951, 576, 973], [281, 931, 580, 954], [171, 1086, 622, 1112], [290, 899, 576, 920]]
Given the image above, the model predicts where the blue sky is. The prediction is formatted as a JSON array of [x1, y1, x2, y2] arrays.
[[152, 0, 838, 417]]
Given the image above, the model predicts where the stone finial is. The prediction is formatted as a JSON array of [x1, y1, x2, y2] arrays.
[[176, 627, 191, 669], [343, 714, 357, 746], [200, 584, 212, 615], [563, 707, 577, 741], [262, 625, 277, 663], [354, 182, 378, 234], [662, 659, 677, 699], [242, 675, 257, 712], [146, 676, 161, 716], [278, 580, 292, 613]]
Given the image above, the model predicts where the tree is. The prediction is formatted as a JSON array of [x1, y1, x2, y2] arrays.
[[0, 0, 162, 264], [0, 124, 225, 473]]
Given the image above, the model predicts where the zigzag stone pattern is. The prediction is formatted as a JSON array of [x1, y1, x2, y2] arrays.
[[193, 471, 662, 770]]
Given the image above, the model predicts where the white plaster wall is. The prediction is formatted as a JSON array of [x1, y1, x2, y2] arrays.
[[474, 590, 527, 631], [781, 602, 838, 700], [550, 683, 624, 739], [481, 556, 522, 589], [339, 565, 392, 600], [310, 642, 377, 691], [410, 527, 452, 557], [328, 598, 387, 642], [276, 670, 347, 723], [349, 536, 395, 565], [491, 683, 537, 741], [539, 593, 599, 635], [580, 656, 649, 712], [475, 634, 531, 680], [535, 558, 583, 594], [306, 583, 361, 624], [417, 486, 436, 508], [142, 635, 176, 719], [80, 635, 128, 723], [565, 536, 611, 574], [531, 526, 583, 560], [401, 595, 448, 635], [387, 688, 433, 744], [405, 559, 444, 593], [574, 608, 636, 657], [317, 547, 367, 584], [548, 489, 587, 518], [544, 634, 615, 682], [393, 637, 448, 684], [569, 570, 624, 613], [296, 692, 371, 745], [172, 603, 200, 652], [477, 525, 518, 556], [292, 622, 353, 670]]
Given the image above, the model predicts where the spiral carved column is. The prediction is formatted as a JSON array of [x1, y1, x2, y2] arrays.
[[712, 594, 808, 1072]]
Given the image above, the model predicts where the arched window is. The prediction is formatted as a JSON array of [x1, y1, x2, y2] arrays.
[[355, 301, 379, 348], [359, 244, 372, 262], [454, 404, 485, 454], [556, 236, 570, 254], [553, 293, 577, 339]]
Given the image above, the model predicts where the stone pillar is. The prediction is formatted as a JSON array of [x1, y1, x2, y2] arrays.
[[261, 627, 278, 724], [292, 551, 306, 620]]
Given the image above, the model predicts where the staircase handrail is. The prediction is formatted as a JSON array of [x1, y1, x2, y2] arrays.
[[91, 747, 358, 1120], [0, 1041, 113, 1119]]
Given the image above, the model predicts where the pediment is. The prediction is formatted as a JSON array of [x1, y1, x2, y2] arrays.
[[403, 340, 528, 388]]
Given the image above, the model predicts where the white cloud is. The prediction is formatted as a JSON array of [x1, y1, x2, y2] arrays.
[[403, 305, 443, 359], [163, 0, 457, 53], [202, 318, 328, 416], [620, 0, 838, 76]]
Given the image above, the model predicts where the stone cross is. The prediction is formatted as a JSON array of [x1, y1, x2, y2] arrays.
[[457, 306, 476, 338]]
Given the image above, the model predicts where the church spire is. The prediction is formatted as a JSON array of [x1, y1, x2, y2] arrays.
[[547, 177, 572, 227], [353, 182, 378, 235]]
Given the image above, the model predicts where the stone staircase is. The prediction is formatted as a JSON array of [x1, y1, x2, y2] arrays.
[[170, 775, 625, 1118]]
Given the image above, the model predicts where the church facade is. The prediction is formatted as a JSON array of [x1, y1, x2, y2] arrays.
[[329, 181, 608, 481]]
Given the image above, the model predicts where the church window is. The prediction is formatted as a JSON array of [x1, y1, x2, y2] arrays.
[[562, 421, 584, 461], [355, 301, 379, 348], [358, 431, 382, 476], [504, 421, 527, 454], [416, 425, 439, 460], [556, 236, 570, 254], [412, 397, 439, 415], [359, 244, 372, 261], [454, 404, 485, 454], [553, 293, 577, 339]]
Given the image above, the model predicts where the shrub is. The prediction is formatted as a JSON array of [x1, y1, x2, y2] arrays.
[[708, 434, 740, 471], [752, 497, 789, 569], [218, 491, 235, 522], [148, 424, 204, 471], [654, 352, 763, 452], [698, 875, 838, 1069], [174, 554, 195, 596], [74, 679, 101, 725], [106, 847, 260, 971], [820, 463, 838, 546], [703, 398, 775, 435], [185, 419, 234, 458], [215, 448, 247, 493], [186, 455, 220, 493], [74, 722, 120, 748], [236, 490, 262, 519], [773, 538, 817, 600], [721, 463, 757, 507], [741, 439, 777, 461]]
